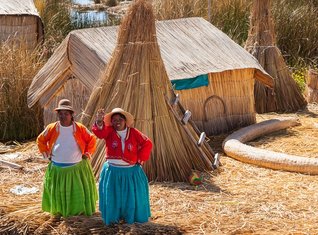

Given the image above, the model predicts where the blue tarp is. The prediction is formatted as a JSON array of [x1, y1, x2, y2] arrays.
[[171, 74, 209, 90]]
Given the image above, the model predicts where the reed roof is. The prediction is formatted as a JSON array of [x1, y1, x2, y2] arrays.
[[0, 0, 40, 16], [28, 17, 273, 108]]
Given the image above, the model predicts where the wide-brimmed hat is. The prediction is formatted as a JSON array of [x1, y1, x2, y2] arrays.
[[54, 99, 74, 112], [104, 108, 134, 127]]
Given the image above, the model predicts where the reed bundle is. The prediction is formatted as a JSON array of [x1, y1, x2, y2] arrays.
[[81, 0, 214, 182], [305, 69, 318, 103], [223, 117, 318, 174], [245, 0, 307, 113]]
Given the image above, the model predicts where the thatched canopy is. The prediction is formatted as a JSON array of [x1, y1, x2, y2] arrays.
[[80, 0, 215, 182], [27, 17, 272, 108], [245, 0, 306, 113], [0, 0, 44, 49]]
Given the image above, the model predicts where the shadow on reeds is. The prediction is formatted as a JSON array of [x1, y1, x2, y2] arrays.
[[148, 134, 226, 194], [297, 106, 318, 118], [34, 213, 183, 234], [150, 173, 222, 194]]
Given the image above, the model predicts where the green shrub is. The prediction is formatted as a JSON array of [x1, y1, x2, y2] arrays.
[[273, 0, 318, 67], [292, 67, 307, 93], [40, 0, 74, 56], [210, 0, 251, 45]]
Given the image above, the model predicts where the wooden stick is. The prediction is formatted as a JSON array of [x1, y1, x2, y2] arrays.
[[0, 159, 23, 169], [165, 96, 213, 169], [169, 88, 215, 155]]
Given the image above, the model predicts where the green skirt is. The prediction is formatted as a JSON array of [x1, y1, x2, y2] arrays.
[[42, 159, 98, 217]]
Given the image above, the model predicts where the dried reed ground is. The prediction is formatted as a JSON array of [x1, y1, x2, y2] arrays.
[[0, 104, 318, 234]]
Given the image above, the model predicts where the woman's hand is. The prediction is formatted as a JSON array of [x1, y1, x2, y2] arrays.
[[96, 108, 105, 126], [42, 152, 51, 161]]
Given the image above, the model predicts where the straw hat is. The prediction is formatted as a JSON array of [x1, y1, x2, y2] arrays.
[[104, 108, 134, 127], [54, 99, 74, 112]]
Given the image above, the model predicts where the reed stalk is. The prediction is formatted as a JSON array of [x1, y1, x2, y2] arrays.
[[0, 42, 45, 141]]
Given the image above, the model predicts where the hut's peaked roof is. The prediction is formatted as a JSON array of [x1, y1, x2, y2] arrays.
[[0, 0, 40, 16], [28, 17, 273, 107]]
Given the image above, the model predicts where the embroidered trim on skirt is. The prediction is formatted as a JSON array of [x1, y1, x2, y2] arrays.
[[99, 162, 151, 225], [42, 159, 98, 217]]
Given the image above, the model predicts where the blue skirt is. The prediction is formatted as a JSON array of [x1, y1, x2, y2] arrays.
[[99, 162, 151, 225]]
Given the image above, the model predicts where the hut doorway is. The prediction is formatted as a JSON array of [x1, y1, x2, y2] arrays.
[[203, 95, 227, 135]]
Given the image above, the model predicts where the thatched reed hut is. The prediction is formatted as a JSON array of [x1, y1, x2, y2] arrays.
[[0, 0, 44, 50], [81, 0, 215, 182], [28, 17, 273, 135], [245, 0, 306, 113]]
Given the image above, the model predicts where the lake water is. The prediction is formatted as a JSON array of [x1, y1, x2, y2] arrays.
[[70, 9, 108, 27], [71, 0, 108, 27], [72, 0, 94, 5]]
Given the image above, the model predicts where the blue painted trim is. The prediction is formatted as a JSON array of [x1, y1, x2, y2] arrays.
[[171, 74, 209, 90]]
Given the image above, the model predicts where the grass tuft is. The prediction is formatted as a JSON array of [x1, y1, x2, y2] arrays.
[[0, 42, 44, 141]]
